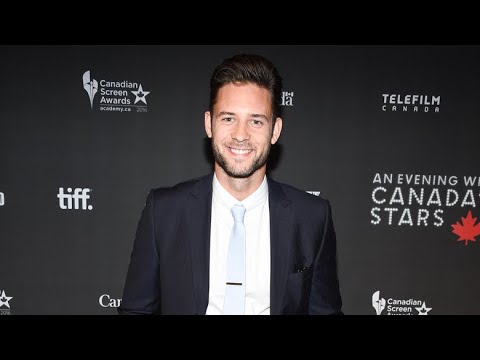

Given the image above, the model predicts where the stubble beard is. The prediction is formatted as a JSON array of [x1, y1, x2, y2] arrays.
[[211, 140, 271, 179]]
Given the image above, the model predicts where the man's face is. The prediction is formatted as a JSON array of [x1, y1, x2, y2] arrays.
[[205, 82, 282, 179]]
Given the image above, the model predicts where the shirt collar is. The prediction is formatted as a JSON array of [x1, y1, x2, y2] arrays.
[[212, 173, 268, 212]]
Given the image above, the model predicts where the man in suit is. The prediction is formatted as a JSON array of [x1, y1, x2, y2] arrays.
[[118, 53, 342, 315]]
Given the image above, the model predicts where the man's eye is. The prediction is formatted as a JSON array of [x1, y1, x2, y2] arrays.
[[223, 117, 234, 122], [251, 120, 263, 127]]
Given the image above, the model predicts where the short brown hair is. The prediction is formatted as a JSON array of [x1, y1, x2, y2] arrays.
[[209, 54, 283, 121]]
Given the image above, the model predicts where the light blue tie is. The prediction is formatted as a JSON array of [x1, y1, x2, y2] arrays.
[[223, 204, 246, 315]]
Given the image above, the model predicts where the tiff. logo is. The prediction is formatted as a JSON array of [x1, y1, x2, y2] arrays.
[[57, 187, 93, 210], [0, 192, 4, 206]]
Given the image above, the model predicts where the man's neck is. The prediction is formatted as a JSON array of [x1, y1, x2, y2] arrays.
[[214, 165, 266, 201]]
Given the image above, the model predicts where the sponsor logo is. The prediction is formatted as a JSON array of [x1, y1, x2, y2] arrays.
[[372, 291, 386, 315], [82, 70, 150, 113], [83, 70, 98, 109], [381, 94, 440, 113], [99, 294, 122, 308], [0, 290, 13, 315], [370, 173, 479, 230], [0, 192, 4, 206], [57, 187, 93, 210], [370, 173, 480, 248], [306, 191, 321, 196], [131, 84, 150, 105], [281, 91, 294, 106], [451, 210, 480, 245], [372, 290, 431, 315]]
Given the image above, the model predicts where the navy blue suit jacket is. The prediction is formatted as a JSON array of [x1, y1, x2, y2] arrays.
[[118, 174, 342, 315]]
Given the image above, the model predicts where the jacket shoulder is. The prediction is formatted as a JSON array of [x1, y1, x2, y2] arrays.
[[273, 180, 330, 207], [148, 174, 211, 203]]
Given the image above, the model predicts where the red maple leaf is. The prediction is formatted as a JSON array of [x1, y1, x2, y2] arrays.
[[451, 211, 480, 245]]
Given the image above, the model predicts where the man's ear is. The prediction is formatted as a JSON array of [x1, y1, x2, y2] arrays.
[[205, 111, 212, 138], [271, 117, 283, 144]]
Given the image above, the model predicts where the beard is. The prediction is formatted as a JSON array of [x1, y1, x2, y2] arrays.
[[212, 140, 271, 179]]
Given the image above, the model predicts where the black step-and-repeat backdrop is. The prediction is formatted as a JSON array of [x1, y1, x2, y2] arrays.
[[1, 45, 479, 315]]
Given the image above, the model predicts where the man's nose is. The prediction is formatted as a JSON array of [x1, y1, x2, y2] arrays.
[[231, 121, 250, 142]]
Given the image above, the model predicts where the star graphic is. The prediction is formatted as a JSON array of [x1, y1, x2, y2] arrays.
[[131, 84, 150, 105], [415, 301, 432, 315], [0, 290, 13, 309]]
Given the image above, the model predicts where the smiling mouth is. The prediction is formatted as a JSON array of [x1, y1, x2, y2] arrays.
[[228, 147, 253, 155]]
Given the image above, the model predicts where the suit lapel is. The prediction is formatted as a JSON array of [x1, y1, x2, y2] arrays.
[[268, 178, 294, 315], [186, 174, 213, 315]]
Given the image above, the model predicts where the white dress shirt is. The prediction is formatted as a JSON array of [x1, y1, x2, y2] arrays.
[[205, 174, 271, 315]]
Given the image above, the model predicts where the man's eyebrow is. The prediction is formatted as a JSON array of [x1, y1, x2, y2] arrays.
[[216, 111, 269, 121], [216, 111, 236, 118], [249, 113, 269, 121]]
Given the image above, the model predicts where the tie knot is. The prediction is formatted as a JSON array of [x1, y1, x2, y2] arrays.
[[231, 204, 246, 223]]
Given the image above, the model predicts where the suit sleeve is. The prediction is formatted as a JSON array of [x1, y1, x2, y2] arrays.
[[309, 199, 343, 315], [118, 190, 161, 314]]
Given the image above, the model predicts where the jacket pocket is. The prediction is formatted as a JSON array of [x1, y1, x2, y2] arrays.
[[285, 266, 314, 314]]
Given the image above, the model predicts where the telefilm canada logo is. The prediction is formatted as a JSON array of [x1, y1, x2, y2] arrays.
[[0, 290, 13, 315], [370, 172, 480, 245], [381, 94, 440, 113], [82, 70, 150, 113], [372, 290, 431, 315]]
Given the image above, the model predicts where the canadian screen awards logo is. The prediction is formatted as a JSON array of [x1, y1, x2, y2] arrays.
[[381, 93, 440, 113], [82, 70, 150, 113], [0, 290, 13, 315], [372, 290, 431, 315], [57, 187, 93, 210]]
